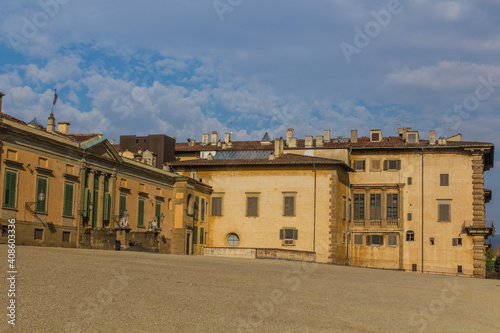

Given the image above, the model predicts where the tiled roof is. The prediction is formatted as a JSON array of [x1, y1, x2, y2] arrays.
[[166, 153, 352, 170], [176, 140, 275, 151], [213, 150, 272, 159], [1, 112, 101, 143]]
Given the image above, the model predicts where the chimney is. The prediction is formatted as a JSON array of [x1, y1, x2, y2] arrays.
[[224, 133, 231, 143], [110, 139, 115, 144], [305, 136, 313, 148], [316, 136, 324, 147], [350, 130, 358, 143], [286, 128, 294, 145], [274, 138, 284, 157], [324, 130, 331, 142], [0, 91, 5, 114], [211, 131, 218, 145], [269, 152, 275, 160], [288, 137, 297, 148], [47, 113, 56, 132], [202, 133, 209, 145], [58, 121, 70, 135], [190, 139, 196, 146], [429, 130, 436, 145]]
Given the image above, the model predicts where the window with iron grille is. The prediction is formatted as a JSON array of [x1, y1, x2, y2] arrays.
[[283, 194, 296, 216], [370, 194, 381, 220], [34, 229, 43, 240], [438, 200, 451, 222], [212, 197, 222, 216], [3, 170, 17, 208], [354, 234, 363, 245], [387, 193, 398, 220], [406, 231, 415, 242], [354, 194, 365, 220], [388, 234, 398, 246], [35, 176, 48, 212], [246, 194, 259, 217], [353, 160, 365, 171], [280, 228, 298, 245], [62, 231, 70, 242], [412, 264, 417, 272], [366, 234, 383, 246], [440, 174, 449, 186], [452, 238, 462, 246]]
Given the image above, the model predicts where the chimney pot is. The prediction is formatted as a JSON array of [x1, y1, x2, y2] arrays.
[[202, 133, 209, 145], [305, 136, 313, 148], [316, 136, 324, 147], [211, 131, 218, 145], [224, 133, 231, 143], [324, 130, 331, 142], [47, 113, 56, 133], [58, 121, 70, 135], [286, 128, 294, 145], [429, 130, 436, 145]]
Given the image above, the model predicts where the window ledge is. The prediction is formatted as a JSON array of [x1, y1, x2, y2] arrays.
[[62, 215, 75, 219], [34, 211, 48, 216], [1, 206, 18, 211], [63, 173, 80, 181], [137, 225, 145, 229]]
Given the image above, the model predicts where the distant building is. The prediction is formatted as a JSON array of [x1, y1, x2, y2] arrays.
[[118, 134, 176, 169], [168, 128, 495, 278]]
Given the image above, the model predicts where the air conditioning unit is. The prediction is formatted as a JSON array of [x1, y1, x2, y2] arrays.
[[283, 239, 294, 246]]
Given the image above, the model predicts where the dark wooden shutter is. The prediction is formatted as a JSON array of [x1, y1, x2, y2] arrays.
[[293, 229, 298, 240], [440, 174, 449, 186], [194, 196, 199, 220], [280, 229, 285, 240], [212, 197, 222, 216], [439, 203, 450, 221], [200, 227, 204, 244], [4, 171, 17, 208], [452, 238, 457, 246], [63, 183, 74, 216], [137, 199, 145, 226], [193, 226, 198, 244], [284, 196, 295, 216], [201, 198, 205, 221], [396, 160, 401, 170], [366, 235, 371, 246], [247, 197, 258, 216], [383, 160, 388, 170]]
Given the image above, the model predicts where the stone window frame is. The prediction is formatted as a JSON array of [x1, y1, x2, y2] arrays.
[[350, 184, 405, 225], [387, 234, 398, 247], [282, 192, 297, 217], [406, 230, 415, 242], [353, 159, 365, 171], [437, 199, 451, 222], [280, 227, 298, 246], [245, 192, 260, 217], [211, 193, 224, 216]]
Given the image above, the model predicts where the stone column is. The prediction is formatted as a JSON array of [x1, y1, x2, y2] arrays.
[[97, 173, 105, 229], [110, 170, 117, 228], [88, 170, 95, 227], [471, 151, 486, 277]]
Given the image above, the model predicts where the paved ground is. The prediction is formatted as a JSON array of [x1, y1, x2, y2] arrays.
[[1, 245, 499, 333]]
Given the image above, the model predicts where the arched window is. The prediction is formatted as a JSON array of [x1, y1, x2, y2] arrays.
[[406, 231, 415, 242]]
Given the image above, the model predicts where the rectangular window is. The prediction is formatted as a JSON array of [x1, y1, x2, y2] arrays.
[[343, 199, 346, 220], [283, 194, 296, 216], [34, 229, 43, 240], [440, 174, 449, 186], [354, 234, 363, 245], [371, 133, 380, 141], [3, 170, 17, 208], [407, 177, 412, 185], [371, 159, 382, 171], [366, 234, 384, 246], [407, 133, 417, 143], [62, 231, 70, 242], [452, 238, 462, 246], [119, 195, 127, 217], [194, 196, 199, 220], [370, 194, 381, 220], [354, 194, 365, 220], [155, 202, 162, 228], [388, 234, 398, 246], [246, 195, 259, 217], [430, 237, 435, 245], [193, 226, 198, 245], [353, 160, 365, 171], [386, 193, 398, 220], [383, 160, 401, 171], [212, 197, 222, 216], [35, 176, 48, 212], [438, 201, 451, 222], [200, 227, 204, 244], [201, 198, 205, 221], [280, 228, 298, 245], [407, 213, 412, 221], [412, 264, 417, 272], [457, 265, 463, 274], [62, 183, 74, 216], [342, 232, 346, 244], [137, 198, 145, 226]]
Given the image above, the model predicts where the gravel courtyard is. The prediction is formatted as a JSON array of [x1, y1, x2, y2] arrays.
[[1, 245, 499, 333]]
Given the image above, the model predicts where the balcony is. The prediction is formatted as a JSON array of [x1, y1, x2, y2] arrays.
[[462, 220, 495, 237], [351, 219, 402, 230]]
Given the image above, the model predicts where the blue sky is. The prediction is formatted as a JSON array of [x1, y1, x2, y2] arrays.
[[0, 0, 499, 244]]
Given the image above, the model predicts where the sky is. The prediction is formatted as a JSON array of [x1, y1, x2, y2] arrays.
[[0, 0, 499, 244]]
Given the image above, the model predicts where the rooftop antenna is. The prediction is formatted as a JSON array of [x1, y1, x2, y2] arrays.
[[396, 115, 409, 128], [446, 122, 453, 137], [51, 89, 58, 114]]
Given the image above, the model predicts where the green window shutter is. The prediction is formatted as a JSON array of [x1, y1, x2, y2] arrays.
[[119, 195, 127, 217], [138, 199, 145, 226], [200, 227, 204, 244], [104, 175, 109, 192], [63, 183, 74, 216], [212, 197, 222, 216], [83, 188, 90, 218], [84, 169, 89, 188], [194, 196, 199, 220], [94, 173, 99, 189], [35, 177, 48, 212], [103, 193, 111, 221], [193, 226, 198, 245], [92, 190, 98, 228], [201, 198, 205, 221], [3, 171, 17, 208], [155, 202, 161, 228]]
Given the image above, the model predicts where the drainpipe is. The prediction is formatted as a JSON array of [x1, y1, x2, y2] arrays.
[[421, 148, 424, 273], [346, 148, 352, 265], [313, 164, 317, 253]]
